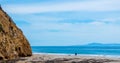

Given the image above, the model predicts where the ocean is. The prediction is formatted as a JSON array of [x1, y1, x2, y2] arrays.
[[32, 46, 120, 56]]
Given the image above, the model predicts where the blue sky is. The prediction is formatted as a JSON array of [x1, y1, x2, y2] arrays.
[[1, 0, 120, 46]]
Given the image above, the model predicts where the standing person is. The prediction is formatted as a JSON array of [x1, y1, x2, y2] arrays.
[[75, 53, 77, 56]]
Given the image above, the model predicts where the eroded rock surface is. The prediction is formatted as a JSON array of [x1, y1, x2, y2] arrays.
[[0, 6, 32, 60]]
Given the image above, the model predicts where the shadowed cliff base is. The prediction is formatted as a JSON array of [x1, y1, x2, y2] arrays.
[[0, 5, 32, 60]]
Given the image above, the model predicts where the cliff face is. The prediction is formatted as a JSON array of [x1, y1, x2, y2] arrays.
[[0, 6, 32, 60]]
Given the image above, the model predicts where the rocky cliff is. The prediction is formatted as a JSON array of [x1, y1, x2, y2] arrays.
[[0, 6, 32, 60]]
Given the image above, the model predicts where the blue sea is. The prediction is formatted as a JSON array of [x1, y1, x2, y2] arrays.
[[32, 46, 120, 56]]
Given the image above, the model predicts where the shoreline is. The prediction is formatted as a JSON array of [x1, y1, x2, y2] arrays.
[[33, 52, 120, 58]]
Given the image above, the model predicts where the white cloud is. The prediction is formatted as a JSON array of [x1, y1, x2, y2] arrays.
[[3, 0, 120, 14], [22, 22, 120, 46], [90, 21, 105, 25], [100, 18, 120, 23]]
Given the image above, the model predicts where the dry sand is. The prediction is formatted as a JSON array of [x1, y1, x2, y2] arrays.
[[1, 54, 120, 63]]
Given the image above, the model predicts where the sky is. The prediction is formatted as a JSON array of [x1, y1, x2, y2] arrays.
[[0, 0, 120, 46]]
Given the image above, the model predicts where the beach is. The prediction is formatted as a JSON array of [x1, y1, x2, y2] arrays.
[[1, 53, 120, 63]]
